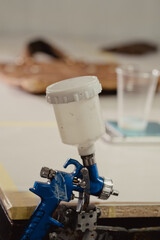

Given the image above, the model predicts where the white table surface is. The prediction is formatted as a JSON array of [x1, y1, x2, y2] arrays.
[[0, 35, 160, 203]]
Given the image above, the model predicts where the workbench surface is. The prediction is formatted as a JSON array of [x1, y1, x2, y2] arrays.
[[0, 35, 160, 218]]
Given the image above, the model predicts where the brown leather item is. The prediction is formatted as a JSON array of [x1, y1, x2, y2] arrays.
[[0, 39, 118, 94], [102, 41, 158, 55]]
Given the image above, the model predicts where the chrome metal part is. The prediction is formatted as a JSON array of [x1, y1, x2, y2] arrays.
[[81, 154, 95, 166], [99, 177, 119, 200], [76, 168, 90, 212], [40, 167, 56, 180], [76, 192, 85, 213]]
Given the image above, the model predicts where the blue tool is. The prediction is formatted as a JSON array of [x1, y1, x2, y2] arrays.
[[20, 158, 118, 240]]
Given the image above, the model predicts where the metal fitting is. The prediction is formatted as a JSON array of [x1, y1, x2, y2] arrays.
[[99, 177, 119, 200], [40, 167, 56, 180], [81, 154, 95, 167]]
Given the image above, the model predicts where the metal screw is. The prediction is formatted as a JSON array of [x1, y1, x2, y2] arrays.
[[65, 208, 73, 216], [49, 232, 58, 240], [80, 180, 87, 188]]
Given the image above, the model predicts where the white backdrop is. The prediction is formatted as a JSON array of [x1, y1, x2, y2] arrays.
[[0, 0, 160, 42]]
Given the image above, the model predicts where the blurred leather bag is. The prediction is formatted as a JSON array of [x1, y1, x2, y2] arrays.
[[0, 39, 118, 94]]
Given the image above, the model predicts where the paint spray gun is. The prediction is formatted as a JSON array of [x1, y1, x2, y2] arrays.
[[21, 76, 118, 240]]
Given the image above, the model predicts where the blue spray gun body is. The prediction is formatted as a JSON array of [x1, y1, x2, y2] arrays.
[[20, 158, 117, 240], [21, 159, 82, 240]]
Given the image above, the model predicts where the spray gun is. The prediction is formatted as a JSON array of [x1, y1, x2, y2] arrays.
[[20, 76, 118, 240]]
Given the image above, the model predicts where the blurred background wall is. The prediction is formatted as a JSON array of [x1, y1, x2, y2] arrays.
[[0, 0, 160, 42]]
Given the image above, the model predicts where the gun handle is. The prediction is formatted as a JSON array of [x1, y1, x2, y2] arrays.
[[21, 197, 63, 240]]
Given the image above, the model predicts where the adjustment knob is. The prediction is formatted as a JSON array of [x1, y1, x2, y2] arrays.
[[40, 167, 56, 180], [99, 177, 119, 200]]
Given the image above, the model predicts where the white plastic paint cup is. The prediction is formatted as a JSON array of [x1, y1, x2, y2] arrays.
[[46, 76, 105, 156]]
